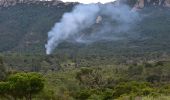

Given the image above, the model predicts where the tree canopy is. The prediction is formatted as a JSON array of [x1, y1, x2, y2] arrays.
[[0, 72, 44, 100]]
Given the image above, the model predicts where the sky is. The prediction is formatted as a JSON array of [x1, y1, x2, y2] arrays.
[[61, 0, 116, 4]]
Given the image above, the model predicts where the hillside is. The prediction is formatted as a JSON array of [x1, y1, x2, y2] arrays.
[[0, 0, 76, 53], [0, 1, 170, 58]]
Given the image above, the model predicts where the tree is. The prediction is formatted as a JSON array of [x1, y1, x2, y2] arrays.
[[128, 65, 143, 76], [0, 56, 6, 80], [0, 82, 10, 99], [146, 75, 161, 83], [113, 81, 153, 98], [8, 72, 44, 100], [31, 58, 41, 72], [76, 67, 106, 88]]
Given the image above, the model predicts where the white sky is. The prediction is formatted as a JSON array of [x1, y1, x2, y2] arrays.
[[61, 0, 116, 4]]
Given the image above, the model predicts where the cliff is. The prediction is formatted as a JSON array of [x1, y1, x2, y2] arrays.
[[134, 0, 170, 9], [0, 0, 77, 7]]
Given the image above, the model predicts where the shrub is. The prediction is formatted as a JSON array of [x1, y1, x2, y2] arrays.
[[8, 72, 44, 100]]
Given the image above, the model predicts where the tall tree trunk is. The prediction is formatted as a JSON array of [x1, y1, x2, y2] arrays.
[[29, 93, 32, 100]]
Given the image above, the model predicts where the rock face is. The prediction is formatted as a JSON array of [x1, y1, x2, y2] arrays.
[[0, 0, 77, 7], [165, 0, 170, 7], [134, 0, 170, 9], [0, 0, 169, 8], [96, 16, 103, 24], [132, 0, 170, 11], [0, 0, 38, 7]]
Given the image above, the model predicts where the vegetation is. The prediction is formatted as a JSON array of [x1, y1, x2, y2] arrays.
[[0, 56, 6, 80], [0, 1, 170, 100], [0, 72, 44, 100], [0, 53, 170, 100], [35, 62, 170, 100]]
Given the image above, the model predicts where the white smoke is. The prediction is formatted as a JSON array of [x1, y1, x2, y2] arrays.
[[45, 4, 100, 55], [45, 3, 140, 55]]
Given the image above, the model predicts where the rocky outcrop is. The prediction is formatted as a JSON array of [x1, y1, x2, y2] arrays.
[[0, 0, 39, 7], [0, 0, 169, 9], [96, 16, 103, 24], [134, 0, 170, 9], [132, 0, 170, 11], [0, 0, 77, 7], [165, 0, 170, 7]]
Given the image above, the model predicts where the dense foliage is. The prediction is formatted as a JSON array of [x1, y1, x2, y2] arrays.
[[36, 61, 170, 100], [0, 72, 44, 100]]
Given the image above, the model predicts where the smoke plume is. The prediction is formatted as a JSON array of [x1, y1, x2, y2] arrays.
[[45, 4, 100, 54], [45, 2, 140, 55]]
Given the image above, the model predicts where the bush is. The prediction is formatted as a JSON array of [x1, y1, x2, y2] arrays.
[[8, 72, 44, 100], [0, 72, 45, 100], [113, 81, 153, 98], [0, 82, 10, 96]]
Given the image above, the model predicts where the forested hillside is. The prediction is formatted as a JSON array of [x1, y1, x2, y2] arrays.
[[0, 1, 76, 53], [0, 0, 170, 57]]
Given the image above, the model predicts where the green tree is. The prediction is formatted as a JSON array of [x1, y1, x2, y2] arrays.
[[31, 58, 41, 72], [8, 72, 44, 100], [76, 67, 106, 88], [0, 82, 10, 99], [113, 81, 153, 98], [146, 75, 161, 83], [128, 65, 143, 76], [0, 56, 6, 80]]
